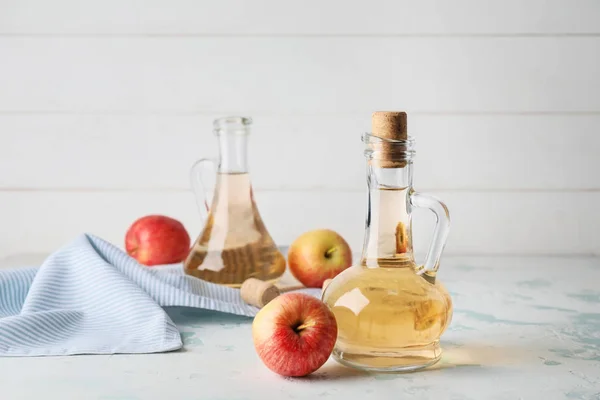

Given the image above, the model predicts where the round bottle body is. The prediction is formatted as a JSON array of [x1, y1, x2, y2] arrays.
[[321, 262, 453, 372]]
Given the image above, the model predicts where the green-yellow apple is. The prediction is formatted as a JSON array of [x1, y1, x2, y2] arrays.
[[125, 215, 191, 266], [288, 229, 352, 288], [252, 292, 337, 377]]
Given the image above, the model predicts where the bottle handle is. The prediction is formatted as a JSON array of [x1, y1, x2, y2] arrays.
[[190, 158, 217, 223], [409, 191, 450, 276]]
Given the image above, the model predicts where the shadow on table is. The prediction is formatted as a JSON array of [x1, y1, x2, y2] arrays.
[[164, 307, 253, 327], [436, 342, 536, 370], [296, 363, 372, 382], [297, 342, 535, 382]]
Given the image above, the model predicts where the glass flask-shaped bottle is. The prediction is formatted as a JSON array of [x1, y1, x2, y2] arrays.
[[322, 111, 453, 372], [183, 117, 286, 287]]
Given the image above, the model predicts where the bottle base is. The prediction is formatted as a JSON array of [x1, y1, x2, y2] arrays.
[[332, 341, 442, 373]]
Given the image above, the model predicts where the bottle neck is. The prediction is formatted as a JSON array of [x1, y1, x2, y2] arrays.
[[213, 116, 252, 174], [218, 132, 249, 174], [360, 163, 415, 267]]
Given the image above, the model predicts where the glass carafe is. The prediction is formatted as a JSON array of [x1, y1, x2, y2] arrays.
[[322, 112, 453, 372], [183, 116, 286, 287]]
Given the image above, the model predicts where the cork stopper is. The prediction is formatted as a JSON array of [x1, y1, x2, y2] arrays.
[[240, 278, 281, 308], [372, 111, 408, 141], [369, 111, 409, 168]]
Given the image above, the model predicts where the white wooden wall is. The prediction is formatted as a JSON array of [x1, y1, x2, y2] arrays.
[[1, 0, 599, 261]]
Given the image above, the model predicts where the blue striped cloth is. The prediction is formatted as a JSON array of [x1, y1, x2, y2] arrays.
[[0, 234, 316, 357]]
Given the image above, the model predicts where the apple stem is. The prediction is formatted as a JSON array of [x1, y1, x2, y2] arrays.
[[325, 248, 336, 259], [294, 321, 316, 332]]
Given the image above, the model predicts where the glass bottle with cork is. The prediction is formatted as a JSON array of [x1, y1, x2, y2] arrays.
[[322, 111, 453, 372]]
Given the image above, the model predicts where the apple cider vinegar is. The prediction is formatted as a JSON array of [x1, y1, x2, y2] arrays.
[[323, 187, 452, 371], [183, 117, 286, 287], [322, 112, 452, 372], [323, 254, 452, 370], [184, 172, 286, 287]]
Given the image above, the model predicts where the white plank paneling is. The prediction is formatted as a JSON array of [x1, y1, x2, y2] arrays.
[[0, 190, 597, 258], [1, 0, 599, 35], [0, 114, 598, 191], [1, 0, 598, 259], [0, 37, 599, 113]]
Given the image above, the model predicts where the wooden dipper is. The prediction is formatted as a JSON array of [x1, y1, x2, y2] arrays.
[[370, 111, 409, 168], [240, 278, 332, 309]]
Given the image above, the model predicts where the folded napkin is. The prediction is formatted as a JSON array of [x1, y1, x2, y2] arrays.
[[0, 234, 318, 357]]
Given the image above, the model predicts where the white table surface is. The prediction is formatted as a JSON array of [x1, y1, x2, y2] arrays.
[[0, 254, 599, 400]]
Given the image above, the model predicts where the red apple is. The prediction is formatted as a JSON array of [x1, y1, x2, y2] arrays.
[[287, 229, 352, 288], [252, 292, 337, 377], [125, 215, 191, 266]]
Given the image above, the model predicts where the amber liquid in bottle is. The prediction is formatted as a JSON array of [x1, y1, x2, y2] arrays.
[[322, 187, 453, 371], [184, 172, 286, 287]]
